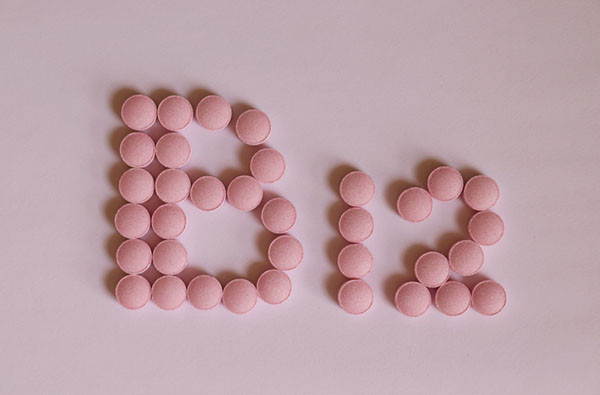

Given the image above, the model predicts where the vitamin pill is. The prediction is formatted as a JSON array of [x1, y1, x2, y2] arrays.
[[190, 176, 226, 211], [115, 239, 152, 274], [339, 171, 375, 207], [468, 211, 504, 246], [471, 280, 506, 316], [155, 132, 191, 169], [235, 109, 271, 145], [151, 203, 187, 239], [151, 275, 187, 310], [155, 168, 190, 204], [195, 95, 232, 131], [268, 235, 303, 271], [435, 281, 471, 316], [115, 274, 151, 310], [448, 240, 484, 276], [157, 95, 193, 132], [257, 269, 292, 304], [152, 239, 188, 275], [337, 279, 373, 314], [114, 203, 150, 239], [338, 207, 374, 243], [396, 187, 433, 223], [118, 167, 154, 204], [337, 243, 373, 278], [261, 197, 296, 234], [187, 275, 223, 310], [250, 148, 285, 183], [394, 281, 431, 317], [226, 175, 263, 211], [427, 166, 463, 201], [121, 94, 157, 131], [222, 279, 258, 314], [119, 132, 155, 168], [414, 251, 450, 288], [462, 175, 499, 211]]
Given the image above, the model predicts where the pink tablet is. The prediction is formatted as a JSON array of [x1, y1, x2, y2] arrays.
[[337, 279, 373, 314], [190, 176, 226, 211], [414, 251, 450, 288], [427, 166, 463, 201], [396, 187, 433, 222], [468, 211, 504, 246], [235, 109, 271, 145], [118, 168, 154, 204], [155, 132, 191, 169], [338, 207, 374, 243], [261, 197, 297, 234], [151, 204, 187, 239], [195, 95, 232, 131], [471, 280, 506, 316], [268, 235, 303, 271], [116, 239, 152, 274], [257, 269, 292, 304], [394, 281, 431, 317], [448, 240, 484, 276], [187, 275, 223, 310], [151, 275, 187, 310], [435, 281, 471, 316], [121, 94, 157, 131], [226, 175, 263, 211], [157, 95, 193, 132], [155, 168, 190, 204], [222, 279, 258, 314], [115, 274, 151, 310], [339, 171, 375, 207], [462, 175, 499, 211], [250, 148, 286, 183], [119, 132, 155, 168], [337, 243, 373, 278], [114, 203, 151, 239], [152, 239, 188, 275]]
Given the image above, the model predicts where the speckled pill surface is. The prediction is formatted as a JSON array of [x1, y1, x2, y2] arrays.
[[337, 243, 373, 278], [414, 251, 450, 288], [119, 132, 155, 168], [226, 175, 263, 211], [471, 280, 506, 316], [435, 281, 471, 316], [261, 197, 296, 234], [121, 94, 157, 131], [151, 203, 187, 239], [195, 95, 232, 131], [448, 240, 484, 276], [116, 239, 152, 274], [396, 187, 433, 222], [427, 166, 464, 201], [115, 274, 151, 310], [394, 281, 431, 317], [157, 95, 193, 132], [114, 203, 150, 239], [268, 235, 303, 271], [222, 279, 258, 314], [462, 175, 500, 211], [151, 275, 187, 310], [338, 207, 374, 243], [152, 239, 188, 275], [155, 168, 190, 204], [250, 148, 285, 183], [235, 109, 271, 145], [257, 269, 292, 304], [468, 211, 504, 246], [118, 167, 154, 204], [155, 132, 191, 169], [187, 275, 223, 310], [190, 176, 226, 211], [338, 279, 373, 314], [339, 171, 375, 207]]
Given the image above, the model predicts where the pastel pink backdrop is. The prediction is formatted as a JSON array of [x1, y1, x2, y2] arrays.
[[1, 1, 598, 394]]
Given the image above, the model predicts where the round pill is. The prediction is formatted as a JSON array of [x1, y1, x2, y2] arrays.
[[414, 251, 450, 288], [435, 281, 471, 316], [462, 175, 499, 211], [195, 95, 232, 131], [268, 235, 303, 271], [226, 175, 263, 211], [155, 168, 190, 204], [337, 243, 373, 278], [471, 280, 506, 316], [151, 203, 187, 239], [448, 240, 484, 276], [394, 281, 431, 317], [121, 94, 157, 131], [250, 148, 285, 183], [338, 207, 374, 243], [235, 109, 271, 145], [257, 269, 292, 304], [396, 187, 433, 222], [114, 203, 150, 239], [157, 95, 193, 132], [261, 197, 296, 234], [118, 168, 154, 204], [222, 279, 258, 314], [337, 279, 373, 314], [427, 166, 464, 201], [152, 239, 188, 275], [119, 132, 155, 168], [339, 171, 375, 207], [151, 275, 187, 310], [187, 275, 223, 310], [115, 239, 152, 274], [155, 132, 191, 168], [468, 211, 504, 246], [115, 274, 151, 310], [190, 176, 226, 211]]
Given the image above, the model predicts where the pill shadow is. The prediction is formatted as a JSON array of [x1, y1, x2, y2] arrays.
[[456, 205, 476, 235], [458, 166, 482, 183], [104, 267, 123, 295], [414, 158, 445, 186], [436, 231, 464, 256], [109, 126, 131, 155], [111, 87, 139, 117], [149, 88, 176, 104], [229, 102, 254, 137], [382, 243, 428, 305], [384, 179, 414, 214], [187, 87, 216, 109]]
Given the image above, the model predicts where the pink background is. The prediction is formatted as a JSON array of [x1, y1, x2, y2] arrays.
[[1, 1, 599, 394]]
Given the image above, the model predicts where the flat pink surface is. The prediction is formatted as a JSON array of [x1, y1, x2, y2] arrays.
[[1, 1, 599, 394]]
